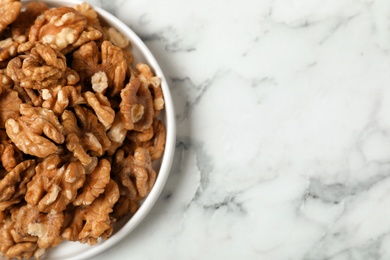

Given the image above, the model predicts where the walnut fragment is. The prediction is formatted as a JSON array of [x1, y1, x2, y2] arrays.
[[5, 104, 64, 158], [72, 40, 127, 96], [7, 44, 67, 89], [0, 1, 166, 259], [0, 0, 22, 33]]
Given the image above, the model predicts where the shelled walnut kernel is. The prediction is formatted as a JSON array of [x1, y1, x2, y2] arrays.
[[0, 1, 166, 259]]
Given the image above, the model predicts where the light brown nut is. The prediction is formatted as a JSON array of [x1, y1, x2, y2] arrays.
[[91, 71, 108, 93], [0, 160, 35, 203], [84, 91, 115, 129], [5, 104, 64, 158], [0, 129, 23, 172], [106, 114, 127, 155], [62, 180, 119, 245], [29, 6, 87, 51], [119, 78, 154, 131], [0, 0, 22, 33], [12, 204, 64, 249], [62, 26, 102, 55], [136, 63, 164, 114], [127, 123, 154, 144], [61, 105, 111, 165], [7, 44, 67, 89], [42, 85, 85, 116], [74, 2, 100, 29], [0, 89, 22, 128], [103, 27, 129, 49], [111, 190, 140, 221], [25, 154, 86, 213], [11, 1, 49, 39], [133, 147, 156, 197], [112, 149, 137, 200], [72, 40, 127, 96], [65, 67, 80, 86], [74, 158, 111, 206], [0, 68, 13, 90], [143, 119, 166, 161], [0, 38, 19, 62]]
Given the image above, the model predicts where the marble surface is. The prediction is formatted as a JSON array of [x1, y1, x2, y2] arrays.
[[88, 0, 390, 259]]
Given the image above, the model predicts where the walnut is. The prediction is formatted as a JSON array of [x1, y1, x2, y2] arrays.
[[0, 160, 35, 204], [83, 91, 115, 129], [0, 129, 23, 171], [10, 83, 41, 107], [0, 68, 13, 90], [0, 89, 22, 128], [74, 159, 111, 206], [0, 214, 40, 260], [106, 114, 127, 155], [0, 0, 22, 33], [72, 40, 127, 96], [26, 154, 86, 213], [12, 204, 64, 249], [0, 38, 19, 62], [112, 146, 157, 199], [0, 1, 166, 256], [112, 149, 137, 200], [119, 78, 153, 131], [111, 190, 140, 221], [133, 147, 156, 197], [61, 105, 111, 165], [62, 180, 119, 245], [74, 2, 101, 29], [5, 104, 64, 158], [136, 63, 164, 114], [103, 27, 129, 49], [42, 85, 85, 116], [127, 123, 154, 143], [7, 44, 67, 89], [11, 1, 49, 39], [29, 6, 88, 51], [91, 71, 108, 93], [142, 119, 166, 161], [61, 26, 102, 55]]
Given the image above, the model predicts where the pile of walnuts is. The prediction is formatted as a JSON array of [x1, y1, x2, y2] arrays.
[[0, 1, 166, 259]]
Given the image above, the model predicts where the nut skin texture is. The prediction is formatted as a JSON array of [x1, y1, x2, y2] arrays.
[[72, 40, 127, 96], [0, 0, 22, 34], [0, 160, 35, 205], [42, 85, 85, 116], [0, 89, 22, 128], [11, 1, 49, 39], [5, 104, 64, 158], [73, 158, 111, 206], [136, 63, 165, 116], [62, 180, 119, 245], [61, 105, 111, 165], [25, 154, 86, 214], [29, 6, 88, 51], [119, 78, 154, 131], [84, 91, 115, 129], [0, 2, 167, 258], [7, 44, 67, 90], [12, 204, 64, 249], [0, 129, 23, 172]]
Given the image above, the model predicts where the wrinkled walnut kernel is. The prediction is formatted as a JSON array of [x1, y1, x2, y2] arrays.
[[0, 1, 166, 259]]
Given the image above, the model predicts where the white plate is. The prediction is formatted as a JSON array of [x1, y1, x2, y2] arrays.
[[13, 1, 176, 259]]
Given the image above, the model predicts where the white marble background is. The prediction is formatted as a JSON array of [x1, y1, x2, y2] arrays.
[[87, 0, 390, 259]]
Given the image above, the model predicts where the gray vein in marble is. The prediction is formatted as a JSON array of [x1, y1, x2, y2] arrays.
[[170, 71, 227, 123], [139, 27, 196, 53], [318, 14, 360, 45]]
